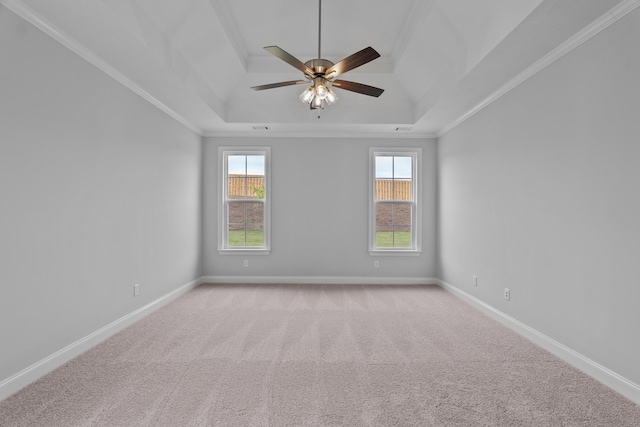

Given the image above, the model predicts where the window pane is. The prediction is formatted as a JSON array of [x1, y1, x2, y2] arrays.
[[228, 155, 265, 199], [375, 156, 393, 179], [392, 226, 412, 247], [375, 202, 412, 248], [228, 175, 246, 198], [394, 179, 412, 201], [247, 177, 265, 200], [246, 156, 265, 176], [375, 203, 393, 225], [227, 201, 264, 247], [245, 202, 264, 224], [228, 155, 246, 175], [227, 229, 243, 246], [247, 155, 265, 199], [227, 201, 245, 247], [228, 155, 247, 197], [375, 226, 393, 248], [228, 202, 245, 226], [245, 225, 264, 247], [375, 155, 413, 201], [393, 203, 412, 226], [375, 179, 393, 201], [394, 156, 412, 179]]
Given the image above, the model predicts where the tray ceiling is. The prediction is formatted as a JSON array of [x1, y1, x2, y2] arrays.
[[2, 0, 627, 136]]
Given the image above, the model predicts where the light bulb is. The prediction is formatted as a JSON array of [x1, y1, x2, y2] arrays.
[[300, 87, 315, 104], [312, 95, 323, 109], [315, 82, 328, 99]]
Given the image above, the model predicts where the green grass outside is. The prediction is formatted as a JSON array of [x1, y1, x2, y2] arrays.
[[229, 230, 409, 248], [228, 229, 264, 247], [376, 231, 411, 248]]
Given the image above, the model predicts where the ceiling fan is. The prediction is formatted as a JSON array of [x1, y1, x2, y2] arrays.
[[251, 0, 384, 111]]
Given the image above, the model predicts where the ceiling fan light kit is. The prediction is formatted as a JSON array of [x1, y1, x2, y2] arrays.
[[251, 0, 384, 113], [300, 78, 338, 109]]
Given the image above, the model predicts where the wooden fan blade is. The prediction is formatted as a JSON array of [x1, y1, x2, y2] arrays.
[[251, 80, 307, 91], [325, 47, 380, 79], [264, 46, 315, 77], [331, 80, 384, 97]]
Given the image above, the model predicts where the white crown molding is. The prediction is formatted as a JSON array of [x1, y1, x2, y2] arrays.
[[0, 0, 203, 136], [437, 0, 640, 138], [203, 131, 437, 139], [0, 277, 203, 402], [435, 279, 640, 405], [202, 276, 437, 285]]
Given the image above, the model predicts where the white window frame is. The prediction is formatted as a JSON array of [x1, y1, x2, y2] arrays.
[[368, 147, 422, 256], [218, 146, 271, 255]]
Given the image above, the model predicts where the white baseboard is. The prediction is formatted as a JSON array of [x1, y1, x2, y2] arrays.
[[0, 277, 203, 402], [202, 276, 438, 285], [435, 279, 640, 405]]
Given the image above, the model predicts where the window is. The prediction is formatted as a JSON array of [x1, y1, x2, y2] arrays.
[[219, 147, 270, 254], [369, 147, 421, 255]]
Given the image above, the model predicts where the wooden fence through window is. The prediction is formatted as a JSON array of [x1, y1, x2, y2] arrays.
[[228, 175, 265, 198], [375, 179, 412, 201], [228, 175, 412, 200]]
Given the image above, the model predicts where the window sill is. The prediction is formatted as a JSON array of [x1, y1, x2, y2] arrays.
[[369, 250, 422, 257], [218, 248, 271, 256]]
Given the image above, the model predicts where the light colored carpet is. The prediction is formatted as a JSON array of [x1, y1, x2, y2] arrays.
[[1, 283, 639, 426]]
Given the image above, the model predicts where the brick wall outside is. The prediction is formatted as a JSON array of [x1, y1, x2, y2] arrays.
[[228, 199, 263, 230], [226, 176, 411, 230]]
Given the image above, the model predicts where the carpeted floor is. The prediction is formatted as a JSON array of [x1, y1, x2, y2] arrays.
[[1, 283, 639, 426]]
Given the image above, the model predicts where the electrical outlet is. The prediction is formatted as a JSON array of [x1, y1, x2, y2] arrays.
[[504, 288, 510, 301], [374, 260, 379, 268], [473, 276, 478, 286], [243, 259, 249, 268], [133, 283, 140, 296]]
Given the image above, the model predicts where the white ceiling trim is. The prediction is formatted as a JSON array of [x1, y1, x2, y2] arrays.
[[0, 0, 204, 136], [437, 0, 640, 138], [203, 131, 437, 139], [208, 0, 249, 70]]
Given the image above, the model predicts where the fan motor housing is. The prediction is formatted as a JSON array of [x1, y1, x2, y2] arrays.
[[305, 58, 335, 77]]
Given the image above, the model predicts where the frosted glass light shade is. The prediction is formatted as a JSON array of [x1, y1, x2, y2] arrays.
[[300, 87, 315, 103], [325, 89, 338, 105]]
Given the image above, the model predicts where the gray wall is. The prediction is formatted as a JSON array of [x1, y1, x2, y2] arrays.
[[0, 8, 202, 382], [438, 9, 640, 385], [203, 137, 437, 281]]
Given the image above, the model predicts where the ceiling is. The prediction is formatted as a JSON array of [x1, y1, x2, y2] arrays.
[[3, 0, 626, 137]]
